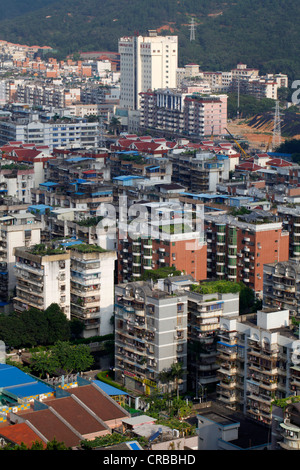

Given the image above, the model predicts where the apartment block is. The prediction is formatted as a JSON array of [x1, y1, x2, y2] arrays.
[[70, 245, 117, 338], [276, 206, 300, 260], [169, 151, 229, 192], [188, 291, 239, 390], [0, 114, 99, 150], [119, 30, 178, 110], [204, 215, 289, 295], [0, 213, 42, 306], [14, 245, 71, 317], [114, 281, 188, 395], [271, 401, 300, 450], [139, 89, 227, 138], [217, 308, 300, 426], [117, 206, 207, 284], [263, 260, 300, 319], [31, 180, 113, 214]]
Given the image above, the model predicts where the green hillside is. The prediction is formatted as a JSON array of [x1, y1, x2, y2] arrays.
[[0, 0, 57, 21], [0, 0, 299, 79]]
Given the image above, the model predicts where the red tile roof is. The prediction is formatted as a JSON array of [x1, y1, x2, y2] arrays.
[[14, 408, 81, 448], [45, 396, 108, 436], [69, 384, 129, 423], [267, 158, 293, 167], [236, 161, 264, 171], [0, 422, 47, 449]]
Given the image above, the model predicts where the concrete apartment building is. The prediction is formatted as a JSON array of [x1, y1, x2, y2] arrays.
[[70, 244, 117, 338], [14, 245, 71, 318], [139, 89, 227, 138], [114, 281, 188, 395], [216, 307, 300, 427], [116, 202, 207, 284], [117, 230, 207, 285], [118, 30, 178, 110], [204, 214, 289, 295], [0, 212, 42, 307], [0, 113, 99, 150], [31, 180, 113, 214], [169, 151, 230, 193], [188, 291, 239, 391], [263, 260, 300, 320], [276, 205, 300, 260]]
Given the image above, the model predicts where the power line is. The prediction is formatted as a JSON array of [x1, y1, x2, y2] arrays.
[[272, 100, 282, 149], [189, 17, 196, 42]]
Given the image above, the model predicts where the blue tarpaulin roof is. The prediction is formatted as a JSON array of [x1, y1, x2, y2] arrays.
[[60, 240, 83, 247], [28, 204, 52, 214], [113, 175, 143, 181], [40, 182, 58, 187]]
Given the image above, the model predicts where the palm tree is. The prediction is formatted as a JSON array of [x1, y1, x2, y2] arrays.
[[170, 362, 185, 400], [158, 368, 172, 395], [158, 362, 185, 399], [109, 116, 121, 135]]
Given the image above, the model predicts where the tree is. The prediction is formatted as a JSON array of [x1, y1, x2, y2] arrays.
[[18, 308, 49, 347], [45, 304, 71, 344], [45, 437, 69, 450], [170, 362, 185, 400], [51, 341, 94, 375], [30, 350, 60, 379], [70, 318, 85, 339], [158, 362, 185, 399], [109, 116, 121, 136]]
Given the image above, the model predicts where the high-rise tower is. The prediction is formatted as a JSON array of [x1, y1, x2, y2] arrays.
[[118, 30, 178, 110]]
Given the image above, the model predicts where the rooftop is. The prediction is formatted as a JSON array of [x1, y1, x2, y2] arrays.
[[195, 402, 270, 450]]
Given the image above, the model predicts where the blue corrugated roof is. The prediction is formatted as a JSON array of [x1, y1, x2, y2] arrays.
[[0, 364, 54, 399], [7, 381, 53, 398], [66, 157, 93, 162], [92, 379, 127, 396], [0, 364, 36, 389]]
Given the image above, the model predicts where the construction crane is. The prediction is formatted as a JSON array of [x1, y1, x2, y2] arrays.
[[225, 128, 252, 159], [265, 135, 272, 153]]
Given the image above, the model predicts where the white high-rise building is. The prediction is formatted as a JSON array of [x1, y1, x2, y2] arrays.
[[118, 30, 178, 110]]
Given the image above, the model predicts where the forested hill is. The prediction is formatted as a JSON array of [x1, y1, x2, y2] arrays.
[[0, 0, 299, 79]]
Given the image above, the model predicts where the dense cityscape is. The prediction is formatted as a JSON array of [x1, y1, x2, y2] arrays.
[[0, 16, 298, 456]]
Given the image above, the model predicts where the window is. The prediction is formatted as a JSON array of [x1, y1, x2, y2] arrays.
[[24, 230, 31, 239]]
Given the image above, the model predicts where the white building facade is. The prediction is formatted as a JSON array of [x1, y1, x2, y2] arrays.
[[119, 30, 178, 110]]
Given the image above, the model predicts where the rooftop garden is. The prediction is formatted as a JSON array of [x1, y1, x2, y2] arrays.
[[1, 163, 31, 170], [191, 280, 262, 314], [119, 154, 145, 164], [191, 280, 241, 295], [30, 243, 66, 256], [77, 216, 103, 227], [141, 266, 182, 282], [159, 223, 193, 234], [70, 243, 107, 253]]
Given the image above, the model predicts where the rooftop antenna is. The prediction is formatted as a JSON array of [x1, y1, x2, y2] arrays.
[[189, 17, 196, 42], [272, 100, 282, 150]]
